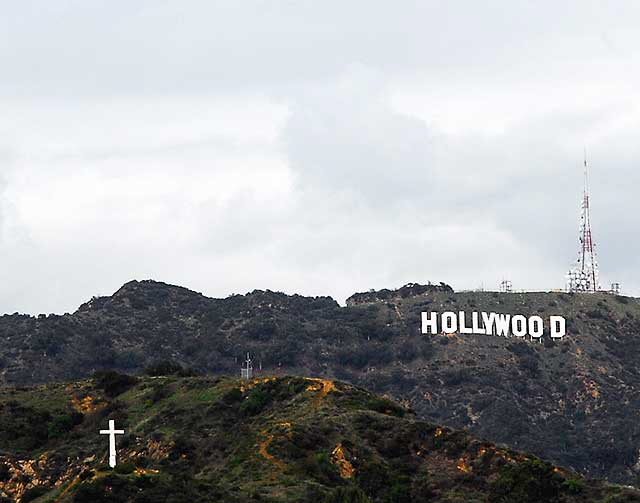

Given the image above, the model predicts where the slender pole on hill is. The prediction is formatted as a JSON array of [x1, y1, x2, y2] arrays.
[[567, 151, 600, 293]]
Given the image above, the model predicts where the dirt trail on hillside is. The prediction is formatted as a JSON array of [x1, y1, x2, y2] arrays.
[[305, 378, 337, 406]]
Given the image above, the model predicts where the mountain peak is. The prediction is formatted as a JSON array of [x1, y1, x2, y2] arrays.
[[346, 281, 453, 306]]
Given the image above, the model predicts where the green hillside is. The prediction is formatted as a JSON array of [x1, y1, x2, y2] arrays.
[[2, 280, 640, 485], [0, 374, 638, 503]]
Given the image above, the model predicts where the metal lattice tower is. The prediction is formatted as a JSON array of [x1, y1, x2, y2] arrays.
[[241, 353, 253, 380], [567, 153, 600, 293], [499, 279, 513, 293]]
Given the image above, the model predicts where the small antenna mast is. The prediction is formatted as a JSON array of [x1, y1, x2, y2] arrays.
[[567, 149, 600, 293]]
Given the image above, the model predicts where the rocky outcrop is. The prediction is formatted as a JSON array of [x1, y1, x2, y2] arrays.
[[345, 282, 454, 306]]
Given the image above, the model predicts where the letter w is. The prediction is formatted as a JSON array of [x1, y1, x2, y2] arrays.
[[495, 314, 511, 337]]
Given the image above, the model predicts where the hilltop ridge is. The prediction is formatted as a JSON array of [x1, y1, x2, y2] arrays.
[[1, 280, 640, 485], [0, 374, 637, 502], [346, 282, 454, 306]]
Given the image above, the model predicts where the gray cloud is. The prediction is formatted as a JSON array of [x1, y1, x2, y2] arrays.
[[0, 1, 639, 313], [284, 66, 433, 208], [2, 2, 638, 97]]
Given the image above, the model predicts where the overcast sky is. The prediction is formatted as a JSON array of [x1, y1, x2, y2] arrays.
[[1, 1, 639, 314]]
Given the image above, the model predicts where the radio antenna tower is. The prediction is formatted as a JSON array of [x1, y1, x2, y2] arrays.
[[499, 279, 513, 293], [241, 353, 253, 380], [567, 151, 600, 293]]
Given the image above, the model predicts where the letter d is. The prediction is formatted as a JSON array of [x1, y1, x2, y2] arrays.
[[550, 316, 566, 339]]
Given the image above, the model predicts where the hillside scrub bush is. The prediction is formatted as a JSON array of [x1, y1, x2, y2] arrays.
[[586, 309, 607, 320], [48, 411, 84, 438], [324, 486, 372, 503], [0, 463, 9, 482], [385, 476, 413, 503], [366, 397, 405, 417], [506, 342, 537, 358], [442, 431, 470, 458], [517, 355, 540, 377], [0, 403, 51, 450], [149, 383, 172, 404], [600, 491, 640, 503], [489, 459, 562, 503], [389, 369, 418, 393], [240, 387, 269, 416], [93, 371, 138, 397], [21, 485, 51, 502], [78, 469, 94, 481], [562, 478, 584, 494], [169, 435, 197, 461], [221, 387, 243, 405], [300, 452, 341, 485], [418, 338, 435, 360], [442, 368, 472, 386], [144, 360, 198, 377], [114, 462, 135, 475], [397, 341, 418, 363]]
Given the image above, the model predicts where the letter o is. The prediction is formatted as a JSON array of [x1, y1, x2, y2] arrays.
[[442, 312, 457, 334], [512, 315, 527, 337], [528, 316, 543, 339]]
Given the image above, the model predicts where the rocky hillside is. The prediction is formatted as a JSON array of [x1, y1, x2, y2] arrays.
[[1, 374, 638, 503], [1, 280, 640, 486]]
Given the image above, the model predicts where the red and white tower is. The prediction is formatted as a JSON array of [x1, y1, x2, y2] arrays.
[[567, 153, 600, 293]]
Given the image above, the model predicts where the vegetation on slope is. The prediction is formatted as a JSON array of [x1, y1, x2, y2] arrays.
[[1, 280, 640, 485], [0, 374, 638, 503]]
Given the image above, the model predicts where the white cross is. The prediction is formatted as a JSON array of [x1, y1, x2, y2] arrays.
[[99, 419, 125, 468]]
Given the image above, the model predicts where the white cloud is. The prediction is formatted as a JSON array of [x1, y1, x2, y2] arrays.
[[1, 1, 639, 313]]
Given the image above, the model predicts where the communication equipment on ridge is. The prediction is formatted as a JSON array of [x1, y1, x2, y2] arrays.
[[241, 353, 253, 380], [567, 152, 600, 293], [610, 283, 621, 295], [499, 280, 513, 293]]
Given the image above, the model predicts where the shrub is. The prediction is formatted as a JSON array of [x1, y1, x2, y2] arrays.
[[221, 387, 243, 405], [300, 452, 341, 485], [21, 485, 51, 502], [0, 403, 51, 450], [386, 476, 413, 503], [418, 338, 435, 360], [150, 384, 171, 404], [72, 482, 109, 503], [114, 462, 135, 475], [366, 397, 405, 417], [93, 371, 138, 397], [144, 360, 199, 377], [0, 463, 9, 482], [518, 355, 540, 377], [78, 469, 94, 481], [442, 368, 472, 386], [585, 309, 607, 320], [356, 461, 390, 495], [562, 478, 584, 494], [170, 435, 196, 460], [240, 387, 269, 416], [48, 412, 84, 438], [396, 341, 418, 363], [324, 486, 371, 503], [489, 459, 562, 503]]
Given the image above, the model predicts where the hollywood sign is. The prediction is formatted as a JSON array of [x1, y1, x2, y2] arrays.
[[421, 311, 566, 339]]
